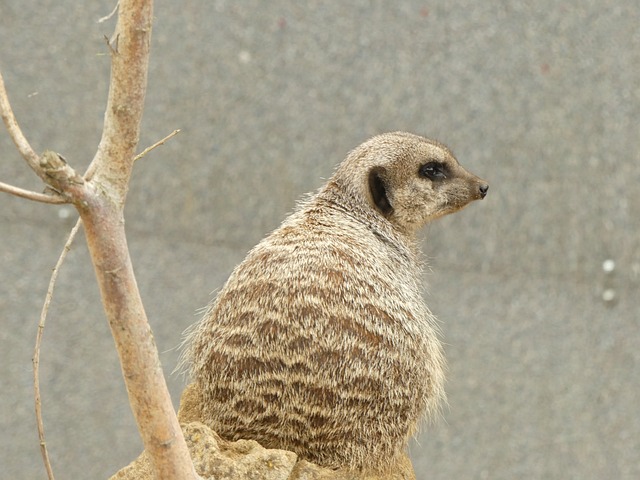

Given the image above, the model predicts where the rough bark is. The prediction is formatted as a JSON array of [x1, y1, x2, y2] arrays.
[[76, 1, 196, 477], [1, 1, 196, 478]]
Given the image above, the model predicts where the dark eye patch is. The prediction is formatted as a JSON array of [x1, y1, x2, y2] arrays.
[[419, 161, 448, 180]]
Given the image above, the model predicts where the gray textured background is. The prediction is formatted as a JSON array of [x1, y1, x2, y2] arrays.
[[1, 1, 638, 479]]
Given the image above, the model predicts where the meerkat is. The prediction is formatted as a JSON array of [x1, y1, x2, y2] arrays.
[[184, 132, 488, 473]]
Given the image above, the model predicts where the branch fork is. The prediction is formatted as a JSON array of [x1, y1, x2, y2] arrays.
[[1, 0, 197, 478], [39, 151, 85, 197]]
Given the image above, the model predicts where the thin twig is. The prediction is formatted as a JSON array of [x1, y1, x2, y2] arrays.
[[1, 72, 84, 200], [134, 129, 181, 162], [97, 1, 120, 23], [0, 71, 40, 171], [0, 180, 68, 204], [33, 217, 82, 480], [85, 128, 180, 179]]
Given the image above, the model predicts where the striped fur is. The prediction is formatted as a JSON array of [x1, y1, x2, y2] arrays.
[[185, 132, 487, 470]]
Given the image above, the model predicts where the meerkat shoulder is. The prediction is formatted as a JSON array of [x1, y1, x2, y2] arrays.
[[185, 131, 488, 472]]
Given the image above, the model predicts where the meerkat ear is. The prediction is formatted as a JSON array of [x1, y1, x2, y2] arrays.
[[368, 167, 393, 216]]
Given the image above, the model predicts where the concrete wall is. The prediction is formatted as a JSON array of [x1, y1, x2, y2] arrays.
[[1, 1, 638, 478]]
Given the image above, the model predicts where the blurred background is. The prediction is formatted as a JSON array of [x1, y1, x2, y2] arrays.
[[1, 1, 638, 478]]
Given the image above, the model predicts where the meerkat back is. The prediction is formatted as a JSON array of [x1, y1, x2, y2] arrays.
[[186, 131, 488, 472]]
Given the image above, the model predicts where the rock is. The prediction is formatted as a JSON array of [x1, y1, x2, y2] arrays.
[[109, 384, 416, 480]]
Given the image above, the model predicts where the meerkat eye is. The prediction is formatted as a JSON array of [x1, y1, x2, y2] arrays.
[[419, 162, 447, 180]]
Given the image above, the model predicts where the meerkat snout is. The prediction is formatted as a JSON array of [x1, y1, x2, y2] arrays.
[[479, 183, 489, 198]]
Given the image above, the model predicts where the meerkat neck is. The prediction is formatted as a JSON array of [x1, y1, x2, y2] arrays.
[[313, 179, 420, 259]]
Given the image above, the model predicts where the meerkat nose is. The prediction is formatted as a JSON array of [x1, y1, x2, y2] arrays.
[[479, 184, 489, 198]]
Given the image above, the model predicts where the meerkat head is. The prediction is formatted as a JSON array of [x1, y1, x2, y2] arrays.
[[332, 132, 488, 235]]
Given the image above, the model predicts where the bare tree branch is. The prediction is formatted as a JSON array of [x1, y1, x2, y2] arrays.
[[134, 129, 181, 162], [0, 71, 84, 200], [0, 71, 41, 172], [37, 151, 86, 200], [0, 180, 67, 204], [78, 1, 196, 478], [33, 217, 82, 480], [2, 1, 196, 477], [87, 0, 154, 203], [98, 2, 120, 24]]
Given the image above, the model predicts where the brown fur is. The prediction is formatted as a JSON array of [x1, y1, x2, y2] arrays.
[[184, 132, 488, 472]]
